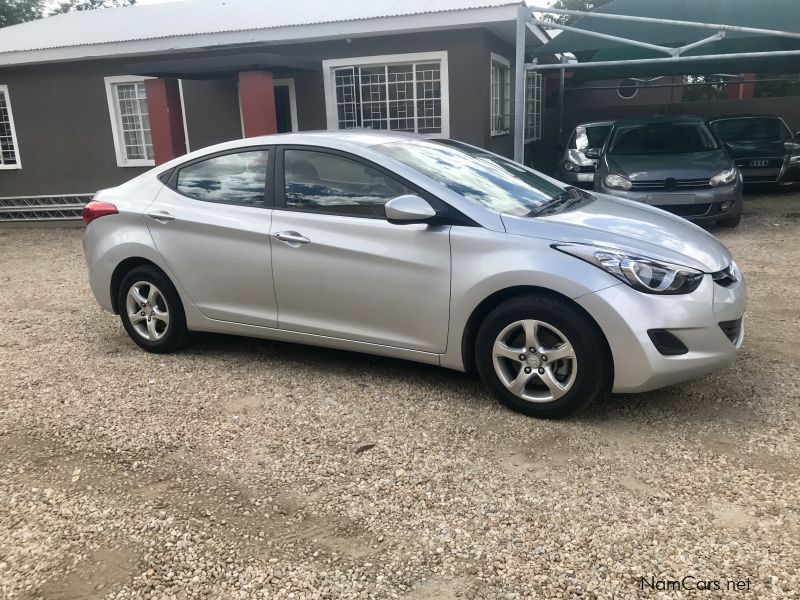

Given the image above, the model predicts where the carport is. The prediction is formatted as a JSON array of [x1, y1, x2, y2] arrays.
[[510, 0, 800, 163]]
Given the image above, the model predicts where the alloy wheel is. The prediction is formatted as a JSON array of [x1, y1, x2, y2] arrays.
[[491, 319, 578, 403], [125, 281, 170, 342]]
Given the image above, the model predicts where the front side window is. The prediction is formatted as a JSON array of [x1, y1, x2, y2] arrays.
[[105, 76, 154, 166], [176, 150, 269, 206], [609, 122, 719, 156], [283, 149, 411, 218], [570, 124, 613, 151], [0, 84, 21, 169], [490, 54, 511, 136], [327, 53, 447, 135], [376, 140, 565, 217]]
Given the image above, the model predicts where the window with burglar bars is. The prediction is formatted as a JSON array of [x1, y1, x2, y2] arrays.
[[333, 61, 443, 134], [525, 71, 544, 142], [105, 76, 154, 166], [490, 55, 511, 135], [0, 85, 20, 169]]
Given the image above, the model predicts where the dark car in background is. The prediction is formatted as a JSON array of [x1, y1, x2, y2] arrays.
[[595, 116, 743, 227], [709, 115, 800, 186], [555, 121, 614, 187]]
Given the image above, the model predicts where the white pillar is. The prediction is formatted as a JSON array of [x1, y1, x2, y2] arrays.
[[513, 5, 528, 164]]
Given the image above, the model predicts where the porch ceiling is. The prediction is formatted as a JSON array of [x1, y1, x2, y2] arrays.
[[127, 52, 321, 80]]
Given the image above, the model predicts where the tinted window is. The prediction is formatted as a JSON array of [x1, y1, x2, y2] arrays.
[[608, 122, 719, 155], [569, 124, 612, 151], [710, 117, 792, 143], [283, 149, 411, 218], [377, 139, 563, 217], [176, 150, 269, 206]]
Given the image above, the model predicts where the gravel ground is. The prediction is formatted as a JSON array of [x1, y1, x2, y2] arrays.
[[1, 192, 799, 600]]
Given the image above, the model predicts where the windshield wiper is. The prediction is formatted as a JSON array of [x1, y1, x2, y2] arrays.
[[527, 187, 585, 217]]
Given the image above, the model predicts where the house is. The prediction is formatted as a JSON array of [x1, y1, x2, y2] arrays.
[[0, 0, 548, 211]]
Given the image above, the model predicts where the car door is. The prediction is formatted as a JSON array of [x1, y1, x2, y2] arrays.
[[145, 147, 278, 327], [270, 146, 451, 353]]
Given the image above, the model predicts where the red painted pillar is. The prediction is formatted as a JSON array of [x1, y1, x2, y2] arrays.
[[144, 78, 186, 165], [239, 71, 278, 137]]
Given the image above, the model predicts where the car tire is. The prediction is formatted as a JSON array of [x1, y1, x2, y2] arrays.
[[474, 293, 611, 419], [717, 215, 741, 228], [117, 265, 190, 353]]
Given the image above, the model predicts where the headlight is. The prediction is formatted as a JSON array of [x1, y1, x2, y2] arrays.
[[554, 244, 704, 295], [709, 167, 738, 187], [603, 173, 632, 190], [562, 160, 580, 172]]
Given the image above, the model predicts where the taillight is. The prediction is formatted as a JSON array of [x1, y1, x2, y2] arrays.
[[82, 201, 118, 226]]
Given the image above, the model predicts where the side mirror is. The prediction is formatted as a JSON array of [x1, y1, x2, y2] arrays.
[[784, 141, 800, 153], [584, 148, 600, 160], [385, 195, 437, 225]]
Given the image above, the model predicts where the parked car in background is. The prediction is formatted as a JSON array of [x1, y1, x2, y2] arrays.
[[82, 132, 745, 419], [709, 115, 800, 186], [595, 116, 743, 227], [555, 121, 614, 187]]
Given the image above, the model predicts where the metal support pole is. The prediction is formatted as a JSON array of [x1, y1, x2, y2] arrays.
[[513, 5, 527, 164], [557, 55, 566, 149]]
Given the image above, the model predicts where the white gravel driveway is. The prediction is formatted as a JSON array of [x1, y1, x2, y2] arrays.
[[1, 193, 799, 599]]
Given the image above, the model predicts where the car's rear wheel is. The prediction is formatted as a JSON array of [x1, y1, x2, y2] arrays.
[[475, 294, 611, 418], [118, 265, 189, 353]]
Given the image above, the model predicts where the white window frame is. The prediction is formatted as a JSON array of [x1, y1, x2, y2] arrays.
[[104, 75, 155, 168], [0, 84, 22, 170], [490, 53, 511, 137], [524, 71, 544, 142], [322, 51, 450, 138]]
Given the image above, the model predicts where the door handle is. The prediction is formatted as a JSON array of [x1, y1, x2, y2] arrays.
[[273, 231, 311, 245], [145, 211, 176, 223]]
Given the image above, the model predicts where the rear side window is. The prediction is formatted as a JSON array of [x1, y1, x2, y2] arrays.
[[176, 150, 269, 206], [283, 149, 412, 218]]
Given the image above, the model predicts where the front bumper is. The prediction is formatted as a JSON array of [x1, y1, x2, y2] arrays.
[[576, 272, 746, 393], [556, 169, 595, 187], [595, 181, 743, 224]]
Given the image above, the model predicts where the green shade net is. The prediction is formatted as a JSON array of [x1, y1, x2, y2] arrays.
[[534, 0, 800, 79]]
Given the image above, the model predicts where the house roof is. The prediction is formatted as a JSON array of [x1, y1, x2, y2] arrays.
[[0, 0, 528, 67]]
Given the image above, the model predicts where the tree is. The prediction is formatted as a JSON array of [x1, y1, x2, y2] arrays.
[[50, 0, 135, 15], [0, 0, 44, 28], [541, 0, 614, 26]]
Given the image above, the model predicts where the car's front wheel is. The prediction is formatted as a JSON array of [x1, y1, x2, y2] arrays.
[[475, 294, 611, 418], [118, 265, 189, 353]]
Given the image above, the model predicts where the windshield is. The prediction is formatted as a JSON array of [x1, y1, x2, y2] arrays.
[[569, 124, 612, 151], [710, 117, 792, 143], [609, 122, 719, 156], [374, 140, 565, 217]]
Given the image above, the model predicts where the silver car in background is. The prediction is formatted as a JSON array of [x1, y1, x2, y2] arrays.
[[82, 132, 745, 419], [595, 116, 743, 227], [555, 120, 614, 187]]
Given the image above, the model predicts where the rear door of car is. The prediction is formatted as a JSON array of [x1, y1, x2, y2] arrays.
[[269, 145, 452, 353], [145, 146, 278, 327]]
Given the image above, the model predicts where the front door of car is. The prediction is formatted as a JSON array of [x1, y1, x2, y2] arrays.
[[270, 146, 451, 353], [145, 147, 278, 327]]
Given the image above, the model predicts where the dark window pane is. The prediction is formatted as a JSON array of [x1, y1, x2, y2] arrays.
[[283, 149, 411, 218], [177, 150, 268, 206]]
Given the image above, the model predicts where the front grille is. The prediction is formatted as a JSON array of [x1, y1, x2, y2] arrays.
[[659, 203, 712, 217], [631, 178, 711, 191], [735, 157, 784, 169], [712, 265, 737, 287], [719, 319, 742, 344]]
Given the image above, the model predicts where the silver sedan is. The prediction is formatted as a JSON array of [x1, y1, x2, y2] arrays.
[[82, 132, 745, 418]]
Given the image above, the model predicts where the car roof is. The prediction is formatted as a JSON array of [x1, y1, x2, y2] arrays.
[[234, 130, 422, 148], [573, 120, 614, 128], [708, 114, 786, 122], [611, 115, 707, 127]]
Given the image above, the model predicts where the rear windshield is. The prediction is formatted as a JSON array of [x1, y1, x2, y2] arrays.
[[710, 117, 792, 143], [608, 122, 719, 155], [569, 124, 612, 151]]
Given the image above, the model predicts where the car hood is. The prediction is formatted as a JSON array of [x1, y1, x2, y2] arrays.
[[725, 140, 787, 159], [605, 150, 731, 180], [501, 193, 732, 272]]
